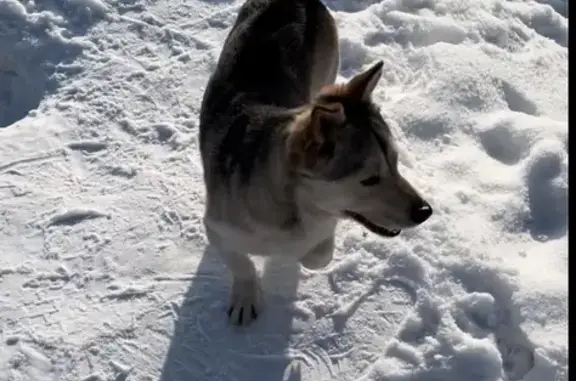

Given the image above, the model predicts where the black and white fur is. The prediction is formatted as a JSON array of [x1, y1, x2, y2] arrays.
[[199, 0, 432, 326]]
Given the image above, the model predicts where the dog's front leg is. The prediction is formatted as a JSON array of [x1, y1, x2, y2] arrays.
[[299, 235, 335, 270], [216, 247, 263, 326]]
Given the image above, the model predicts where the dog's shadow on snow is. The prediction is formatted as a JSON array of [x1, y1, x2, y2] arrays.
[[159, 245, 301, 381]]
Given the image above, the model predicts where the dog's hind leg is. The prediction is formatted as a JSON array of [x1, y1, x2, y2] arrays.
[[216, 247, 263, 326], [299, 234, 335, 270]]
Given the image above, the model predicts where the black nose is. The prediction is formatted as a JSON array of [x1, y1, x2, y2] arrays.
[[410, 202, 433, 224]]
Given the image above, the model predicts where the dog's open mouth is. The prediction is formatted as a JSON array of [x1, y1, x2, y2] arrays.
[[344, 211, 401, 238]]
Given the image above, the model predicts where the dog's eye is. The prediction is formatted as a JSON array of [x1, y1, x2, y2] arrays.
[[360, 175, 380, 186]]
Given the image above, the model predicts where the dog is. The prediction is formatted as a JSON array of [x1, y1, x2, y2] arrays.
[[198, 0, 433, 326]]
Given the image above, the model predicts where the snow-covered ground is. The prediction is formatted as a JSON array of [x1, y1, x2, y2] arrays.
[[0, 0, 567, 379]]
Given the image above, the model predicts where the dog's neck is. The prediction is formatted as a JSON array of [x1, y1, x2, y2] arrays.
[[241, 104, 335, 229], [279, 107, 340, 221]]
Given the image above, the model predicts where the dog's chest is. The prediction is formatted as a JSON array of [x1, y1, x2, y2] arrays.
[[205, 216, 335, 257]]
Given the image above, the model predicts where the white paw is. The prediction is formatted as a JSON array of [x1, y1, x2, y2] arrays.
[[299, 237, 334, 270], [299, 250, 332, 270], [228, 278, 263, 326]]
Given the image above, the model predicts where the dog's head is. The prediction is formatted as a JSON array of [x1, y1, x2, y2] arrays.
[[286, 61, 432, 237]]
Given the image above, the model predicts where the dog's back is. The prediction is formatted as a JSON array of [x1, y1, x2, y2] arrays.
[[199, 0, 339, 175], [201, 0, 337, 109]]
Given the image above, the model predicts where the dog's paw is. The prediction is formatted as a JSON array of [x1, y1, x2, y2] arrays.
[[299, 237, 334, 270], [300, 250, 332, 270], [228, 278, 263, 326]]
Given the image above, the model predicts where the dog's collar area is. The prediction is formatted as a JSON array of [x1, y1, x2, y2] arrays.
[[344, 210, 401, 237]]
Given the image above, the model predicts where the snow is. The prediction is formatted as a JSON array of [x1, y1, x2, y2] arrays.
[[0, 0, 567, 379]]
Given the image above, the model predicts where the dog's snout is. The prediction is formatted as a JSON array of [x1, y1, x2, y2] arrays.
[[410, 201, 432, 224]]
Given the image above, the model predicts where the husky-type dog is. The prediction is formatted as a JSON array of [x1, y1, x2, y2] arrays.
[[199, 0, 432, 326]]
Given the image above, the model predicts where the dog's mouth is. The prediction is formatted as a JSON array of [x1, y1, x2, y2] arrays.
[[344, 210, 401, 238]]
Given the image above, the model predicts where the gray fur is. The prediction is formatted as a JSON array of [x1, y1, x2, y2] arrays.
[[198, 0, 431, 326]]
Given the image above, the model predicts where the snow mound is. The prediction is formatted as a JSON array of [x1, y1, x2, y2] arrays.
[[0, 0, 108, 127]]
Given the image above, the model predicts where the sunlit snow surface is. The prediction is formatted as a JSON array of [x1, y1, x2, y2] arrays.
[[0, 0, 567, 379]]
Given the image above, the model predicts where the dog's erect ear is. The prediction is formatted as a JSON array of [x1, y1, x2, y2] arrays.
[[346, 60, 383, 101], [287, 103, 346, 169]]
